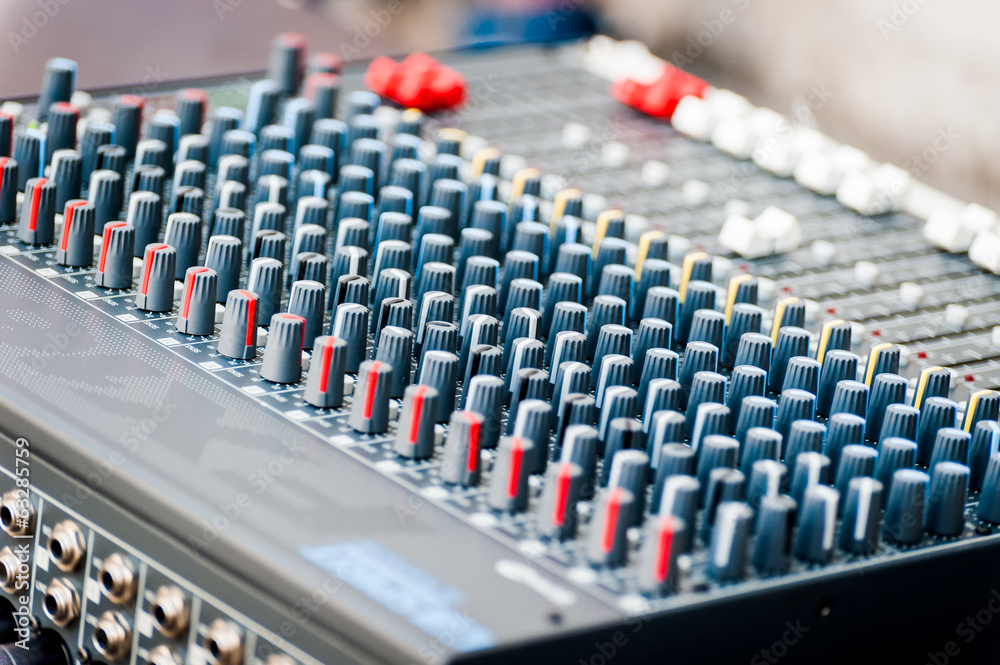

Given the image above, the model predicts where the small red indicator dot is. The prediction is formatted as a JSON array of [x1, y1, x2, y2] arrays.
[[826, 308, 837, 315], [739, 264, 748, 272], [917, 351, 927, 359], [782, 286, 792, 293], [965, 374, 975, 383], [871, 330, 881, 337]]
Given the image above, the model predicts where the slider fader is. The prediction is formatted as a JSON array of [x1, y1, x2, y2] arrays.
[[0, 32, 999, 665]]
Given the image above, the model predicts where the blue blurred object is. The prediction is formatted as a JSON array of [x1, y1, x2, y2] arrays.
[[462, 1, 597, 47]]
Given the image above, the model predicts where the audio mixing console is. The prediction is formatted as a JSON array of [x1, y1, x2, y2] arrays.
[[1, 33, 1000, 665]]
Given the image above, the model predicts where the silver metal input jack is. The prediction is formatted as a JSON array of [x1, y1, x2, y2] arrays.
[[92, 611, 131, 662], [99, 553, 137, 604], [151, 585, 190, 639], [205, 619, 244, 665], [47, 521, 86, 572], [43, 578, 80, 627], [0, 491, 33, 536], [0, 547, 23, 594]]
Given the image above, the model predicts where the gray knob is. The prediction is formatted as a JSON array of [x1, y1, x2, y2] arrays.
[[260, 313, 305, 383], [638, 514, 687, 595], [286, 280, 325, 349], [304, 336, 348, 408], [884, 468, 929, 544], [464, 375, 503, 450], [374, 326, 414, 398], [587, 487, 635, 567], [840, 477, 883, 554], [976, 453, 1000, 524], [135, 244, 176, 312], [55, 200, 95, 266], [394, 385, 439, 460], [707, 501, 753, 582], [925, 461, 969, 536], [488, 436, 535, 513], [795, 485, 840, 563], [349, 361, 393, 433], [560, 424, 600, 500], [163, 212, 203, 279], [417, 351, 458, 420], [441, 410, 485, 487], [330, 303, 369, 372], [536, 461, 584, 541], [95, 222, 135, 289], [205, 235, 243, 300], [246, 257, 285, 323], [176, 267, 218, 336], [753, 494, 797, 575], [19, 177, 56, 244], [218, 289, 260, 360]]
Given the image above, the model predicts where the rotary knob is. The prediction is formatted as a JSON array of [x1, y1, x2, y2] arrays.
[[350, 361, 393, 434], [304, 336, 348, 408], [176, 267, 218, 336], [260, 313, 305, 384]]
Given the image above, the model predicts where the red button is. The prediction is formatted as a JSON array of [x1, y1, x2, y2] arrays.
[[364, 53, 466, 113], [612, 63, 708, 119]]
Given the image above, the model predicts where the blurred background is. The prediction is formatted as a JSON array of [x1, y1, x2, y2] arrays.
[[1, 0, 995, 208]]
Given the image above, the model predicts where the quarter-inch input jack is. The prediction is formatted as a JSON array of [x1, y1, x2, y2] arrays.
[[204, 619, 243, 665], [92, 611, 131, 662], [47, 521, 86, 572], [43, 578, 80, 628], [150, 585, 189, 639], [0, 547, 25, 594], [0, 491, 33, 537], [98, 554, 137, 604]]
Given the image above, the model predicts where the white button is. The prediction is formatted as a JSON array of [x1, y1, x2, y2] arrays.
[[992, 326, 1000, 348], [944, 303, 970, 328], [724, 199, 752, 217], [970, 230, 1000, 274], [682, 179, 710, 206], [810, 240, 837, 266], [718, 214, 768, 258], [561, 122, 592, 150], [960, 202, 999, 234], [499, 154, 528, 180], [459, 135, 489, 161], [924, 211, 974, 252], [601, 141, 630, 168], [854, 260, 880, 287], [0, 101, 23, 122], [671, 95, 712, 141], [899, 282, 924, 307], [756, 206, 802, 253], [640, 160, 670, 188], [582, 193, 609, 221]]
